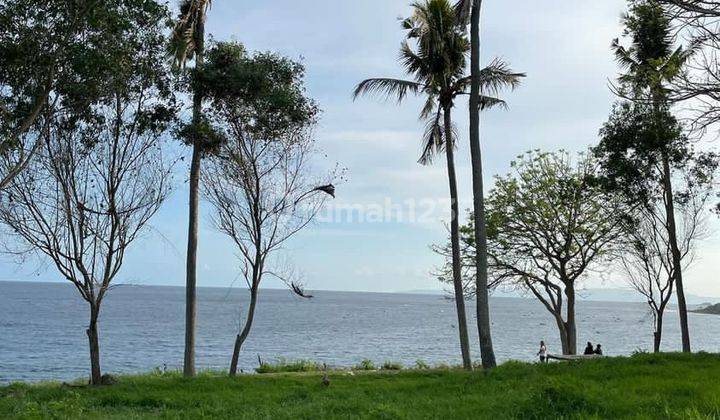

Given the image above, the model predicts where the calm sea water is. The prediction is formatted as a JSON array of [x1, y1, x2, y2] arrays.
[[1, 281, 719, 383]]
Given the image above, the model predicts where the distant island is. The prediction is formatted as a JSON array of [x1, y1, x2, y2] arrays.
[[691, 303, 720, 315]]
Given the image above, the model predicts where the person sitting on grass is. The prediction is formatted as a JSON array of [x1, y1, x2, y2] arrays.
[[583, 342, 594, 355], [537, 341, 548, 363], [594, 344, 603, 356]]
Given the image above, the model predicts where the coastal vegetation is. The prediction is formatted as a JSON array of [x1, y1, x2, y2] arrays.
[[2, 353, 720, 419], [353, 0, 522, 370], [1, 0, 720, 403], [435, 0, 720, 358]]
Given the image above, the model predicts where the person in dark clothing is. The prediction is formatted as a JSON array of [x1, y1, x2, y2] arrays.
[[583, 342, 594, 355], [594, 344, 603, 356]]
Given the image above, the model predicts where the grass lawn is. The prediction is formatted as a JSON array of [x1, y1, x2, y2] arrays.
[[2, 352, 719, 419]]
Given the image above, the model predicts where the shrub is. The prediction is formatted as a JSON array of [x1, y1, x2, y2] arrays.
[[353, 360, 376, 371], [255, 359, 321, 374]]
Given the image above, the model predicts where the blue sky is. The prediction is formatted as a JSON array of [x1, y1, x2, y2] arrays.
[[5, 0, 720, 297]]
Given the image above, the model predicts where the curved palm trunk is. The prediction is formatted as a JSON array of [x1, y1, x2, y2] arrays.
[[184, 15, 206, 378], [443, 105, 472, 370], [468, 0, 496, 369], [229, 288, 259, 376]]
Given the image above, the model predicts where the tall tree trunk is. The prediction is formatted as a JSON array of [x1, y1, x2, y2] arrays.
[[229, 288, 259, 376], [662, 154, 691, 352], [86, 304, 102, 385], [443, 105, 472, 370], [565, 284, 577, 355], [468, 0, 496, 370], [184, 15, 206, 378]]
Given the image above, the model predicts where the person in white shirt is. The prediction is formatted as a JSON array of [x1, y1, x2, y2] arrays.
[[537, 340, 548, 363]]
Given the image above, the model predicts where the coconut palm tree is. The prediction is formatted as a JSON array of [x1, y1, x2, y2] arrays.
[[454, 0, 524, 369], [169, 0, 212, 378], [611, 0, 696, 353], [353, 0, 519, 370]]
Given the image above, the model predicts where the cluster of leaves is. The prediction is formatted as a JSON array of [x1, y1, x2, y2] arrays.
[[0, 0, 173, 151], [198, 42, 319, 141], [485, 150, 626, 288]]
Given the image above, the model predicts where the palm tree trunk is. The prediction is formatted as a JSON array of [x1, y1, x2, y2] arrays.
[[468, 0, 496, 370], [662, 153, 691, 352], [229, 288, 259, 376], [184, 14, 206, 378], [443, 105, 472, 370]]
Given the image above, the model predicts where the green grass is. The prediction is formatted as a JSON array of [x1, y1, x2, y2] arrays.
[[2, 353, 720, 419]]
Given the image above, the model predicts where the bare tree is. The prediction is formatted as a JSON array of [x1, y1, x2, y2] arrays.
[[203, 125, 334, 376], [191, 41, 332, 376], [0, 91, 172, 385], [620, 161, 712, 352], [485, 151, 626, 355], [656, 1, 720, 133]]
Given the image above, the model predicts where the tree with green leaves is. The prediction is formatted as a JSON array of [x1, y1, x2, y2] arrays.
[[353, 0, 517, 370], [0, 0, 171, 190], [601, 0, 697, 352], [482, 151, 626, 355], [0, 1, 175, 384], [454, 0, 523, 369], [168, 0, 213, 377], [199, 42, 335, 375], [618, 153, 715, 352]]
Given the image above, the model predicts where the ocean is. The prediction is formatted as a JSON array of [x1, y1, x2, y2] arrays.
[[1, 281, 718, 383]]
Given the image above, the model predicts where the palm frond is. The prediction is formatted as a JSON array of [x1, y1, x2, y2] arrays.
[[455, 58, 524, 96], [419, 95, 437, 120], [612, 38, 638, 72], [352, 78, 424, 103], [419, 109, 443, 165], [453, 0, 472, 25], [479, 95, 507, 111], [169, 0, 212, 68]]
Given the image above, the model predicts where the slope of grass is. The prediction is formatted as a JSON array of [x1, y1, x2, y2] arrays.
[[2, 353, 720, 419]]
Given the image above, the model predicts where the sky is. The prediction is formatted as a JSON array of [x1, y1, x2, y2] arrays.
[[4, 0, 720, 297]]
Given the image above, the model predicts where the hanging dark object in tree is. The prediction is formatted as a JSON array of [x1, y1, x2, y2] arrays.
[[313, 184, 335, 198]]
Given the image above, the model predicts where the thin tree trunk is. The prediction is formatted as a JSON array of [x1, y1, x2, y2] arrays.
[[443, 105, 472, 370], [661, 155, 691, 353], [565, 284, 577, 355], [654, 311, 663, 353], [87, 304, 102, 385], [229, 288, 259, 376], [183, 14, 206, 378], [469, 0, 496, 370]]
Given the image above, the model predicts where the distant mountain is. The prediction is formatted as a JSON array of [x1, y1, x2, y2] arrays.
[[690, 303, 720, 315], [401, 287, 720, 306]]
